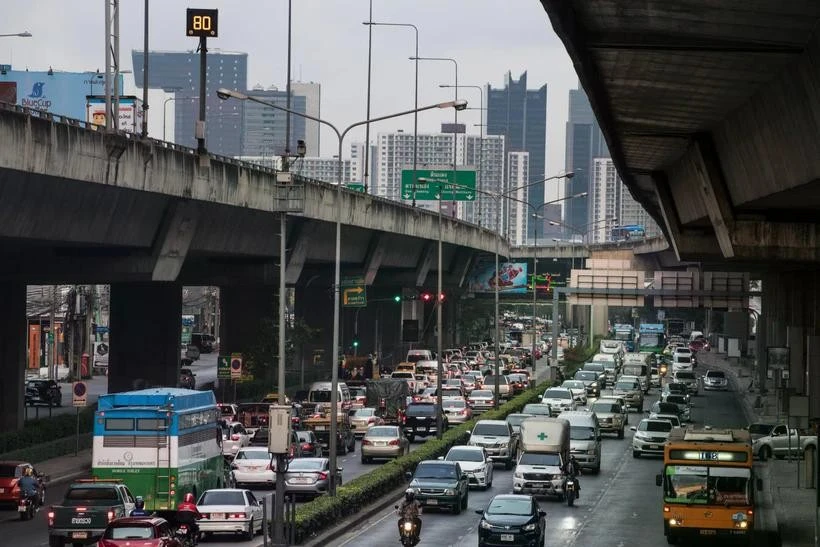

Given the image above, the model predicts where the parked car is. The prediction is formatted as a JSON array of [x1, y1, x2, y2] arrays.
[[282, 457, 342, 499], [25, 379, 62, 407], [197, 489, 264, 540], [229, 447, 275, 488], [361, 425, 409, 463], [442, 445, 494, 490], [97, 517, 181, 547], [179, 367, 196, 389], [475, 494, 546, 547]]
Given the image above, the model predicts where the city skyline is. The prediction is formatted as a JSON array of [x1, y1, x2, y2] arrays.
[[1, 0, 577, 177]]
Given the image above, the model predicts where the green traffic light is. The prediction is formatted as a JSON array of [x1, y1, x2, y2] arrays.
[[394, 295, 401, 303], [353, 340, 359, 347]]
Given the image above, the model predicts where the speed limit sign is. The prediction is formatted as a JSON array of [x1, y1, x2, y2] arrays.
[[230, 353, 243, 379]]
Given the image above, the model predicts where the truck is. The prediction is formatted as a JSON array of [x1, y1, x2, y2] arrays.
[[752, 423, 818, 461], [513, 417, 570, 500], [302, 407, 357, 455], [47, 479, 135, 546], [364, 378, 410, 424]]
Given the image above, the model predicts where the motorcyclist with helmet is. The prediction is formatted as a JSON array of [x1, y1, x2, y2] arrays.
[[564, 454, 581, 497], [17, 467, 41, 507], [176, 492, 203, 543], [130, 496, 150, 517], [396, 488, 422, 544]]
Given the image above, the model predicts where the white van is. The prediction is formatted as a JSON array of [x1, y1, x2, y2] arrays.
[[307, 381, 351, 409], [406, 349, 433, 364], [557, 410, 601, 473]]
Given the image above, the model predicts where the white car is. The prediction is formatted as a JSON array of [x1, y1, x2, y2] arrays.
[[631, 419, 673, 458], [467, 389, 496, 412], [229, 447, 275, 487], [442, 445, 494, 490], [703, 369, 729, 391], [221, 421, 251, 457], [560, 380, 588, 405], [197, 488, 264, 540], [541, 387, 577, 416]]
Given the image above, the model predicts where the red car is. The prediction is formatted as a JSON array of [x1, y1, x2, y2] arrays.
[[97, 517, 181, 546], [689, 338, 710, 352], [0, 461, 46, 509]]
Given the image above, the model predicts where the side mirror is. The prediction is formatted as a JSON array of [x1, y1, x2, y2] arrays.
[[404, 471, 412, 481], [656, 474, 663, 487], [630, 427, 637, 432], [474, 509, 483, 515], [437, 456, 444, 460]]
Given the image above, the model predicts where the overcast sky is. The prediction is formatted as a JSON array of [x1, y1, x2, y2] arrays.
[[3, 0, 577, 176]]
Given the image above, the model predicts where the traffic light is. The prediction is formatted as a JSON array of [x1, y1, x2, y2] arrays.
[[393, 295, 401, 303], [438, 292, 445, 302], [421, 292, 433, 302], [352, 339, 359, 348]]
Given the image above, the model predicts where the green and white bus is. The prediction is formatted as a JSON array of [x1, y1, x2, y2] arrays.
[[92, 388, 224, 511]]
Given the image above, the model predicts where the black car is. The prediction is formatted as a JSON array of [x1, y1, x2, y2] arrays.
[[573, 370, 602, 397], [25, 379, 62, 407], [179, 367, 196, 389], [402, 402, 448, 442], [406, 460, 469, 514], [476, 494, 546, 547]]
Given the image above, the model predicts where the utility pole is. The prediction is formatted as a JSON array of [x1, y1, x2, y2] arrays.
[[50, 285, 57, 380]]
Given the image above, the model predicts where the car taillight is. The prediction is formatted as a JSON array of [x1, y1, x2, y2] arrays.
[[228, 512, 246, 519], [107, 510, 115, 522], [200, 513, 209, 519], [47, 508, 55, 527], [289, 445, 295, 457], [362, 439, 372, 445], [302, 443, 312, 451], [231, 434, 240, 441], [388, 439, 400, 446], [367, 417, 376, 424]]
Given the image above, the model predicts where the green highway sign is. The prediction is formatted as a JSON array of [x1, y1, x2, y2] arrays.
[[401, 169, 476, 201], [342, 276, 367, 307], [217, 355, 231, 380], [347, 183, 365, 192]]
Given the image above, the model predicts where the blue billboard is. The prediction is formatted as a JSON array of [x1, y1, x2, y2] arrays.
[[467, 257, 529, 294], [0, 68, 123, 120]]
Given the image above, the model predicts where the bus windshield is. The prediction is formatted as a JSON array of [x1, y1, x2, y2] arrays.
[[663, 465, 751, 506]]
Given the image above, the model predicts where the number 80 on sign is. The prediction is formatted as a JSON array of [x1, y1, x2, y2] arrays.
[[186, 8, 218, 37]]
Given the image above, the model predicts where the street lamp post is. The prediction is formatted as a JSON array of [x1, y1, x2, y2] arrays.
[[162, 96, 196, 141], [440, 84, 484, 225], [364, 20, 419, 203], [216, 87, 466, 493], [0, 31, 32, 38]]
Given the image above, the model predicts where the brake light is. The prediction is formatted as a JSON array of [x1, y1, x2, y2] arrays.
[[388, 439, 400, 446], [47, 509, 55, 526], [76, 507, 87, 512], [231, 434, 240, 441], [107, 510, 115, 522], [362, 439, 372, 446], [228, 512, 246, 519], [318, 472, 328, 481], [289, 445, 295, 458], [367, 417, 376, 424], [302, 443, 312, 451]]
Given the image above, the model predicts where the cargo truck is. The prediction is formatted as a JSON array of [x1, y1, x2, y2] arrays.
[[364, 378, 410, 424], [513, 417, 570, 500]]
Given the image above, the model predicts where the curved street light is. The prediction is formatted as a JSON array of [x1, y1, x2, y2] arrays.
[[0, 31, 32, 38]]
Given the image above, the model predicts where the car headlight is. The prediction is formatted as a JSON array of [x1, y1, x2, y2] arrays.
[[587, 449, 596, 455], [591, 382, 598, 388], [499, 442, 509, 448], [480, 520, 492, 530], [514, 471, 523, 479], [522, 523, 537, 532], [444, 488, 455, 496]]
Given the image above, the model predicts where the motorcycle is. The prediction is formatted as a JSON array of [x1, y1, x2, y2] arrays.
[[18, 492, 37, 521], [565, 476, 578, 507], [394, 507, 420, 546], [174, 524, 196, 547]]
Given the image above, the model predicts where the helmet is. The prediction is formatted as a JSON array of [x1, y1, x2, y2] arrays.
[[134, 496, 144, 509], [23, 467, 33, 477], [184, 493, 195, 504], [404, 489, 415, 502]]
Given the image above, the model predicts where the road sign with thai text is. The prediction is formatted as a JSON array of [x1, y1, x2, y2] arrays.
[[400, 169, 476, 201], [217, 355, 231, 380], [73, 382, 87, 407], [342, 276, 367, 307]]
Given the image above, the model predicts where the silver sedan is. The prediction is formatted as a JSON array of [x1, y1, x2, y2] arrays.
[[361, 425, 410, 463], [282, 457, 342, 499]]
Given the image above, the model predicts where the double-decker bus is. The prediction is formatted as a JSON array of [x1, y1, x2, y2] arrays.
[[639, 323, 666, 353], [92, 388, 224, 511], [657, 427, 755, 545]]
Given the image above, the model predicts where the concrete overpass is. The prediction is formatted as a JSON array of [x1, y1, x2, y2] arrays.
[[540, 1, 820, 416]]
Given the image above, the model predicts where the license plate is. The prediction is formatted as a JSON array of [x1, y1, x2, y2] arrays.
[[375, 441, 386, 446], [700, 530, 717, 535], [17, 505, 27, 512], [501, 534, 515, 541], [72, 532, 89, 539], [291, 477, 311, 484], [426, 499, 438, 505], [212, 513, 225, 520], [648, 444, 659, 449], [248, 466, 262, 471], [314, 425, 327, 431]]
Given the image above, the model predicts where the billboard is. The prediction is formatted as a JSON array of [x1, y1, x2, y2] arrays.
[[0, 82, 17, 104], [0, 68, 122, 120], [467, 257, 528, 294], [86, 95, 144, 134]]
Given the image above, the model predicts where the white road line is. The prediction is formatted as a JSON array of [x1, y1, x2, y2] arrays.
[[336, 503, 398, 546]]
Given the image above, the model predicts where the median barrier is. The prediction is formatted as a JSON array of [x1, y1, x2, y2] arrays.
[[291, 379, 551, 544]]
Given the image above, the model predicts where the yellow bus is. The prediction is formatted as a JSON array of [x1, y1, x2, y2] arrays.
[[656, 427, 756, 545]]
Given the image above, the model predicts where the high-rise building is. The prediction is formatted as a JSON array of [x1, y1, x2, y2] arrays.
[[242, 85, 306, 157], [133, 50, 248, 156], [564, 84, 609, 234], [589, 158, 660, 243], [290, 81, 321, 156], [350, 142, 377, 189], [373, 129, 505, 227], [487, 71, 547, 241], [506, 151, 530, 246]]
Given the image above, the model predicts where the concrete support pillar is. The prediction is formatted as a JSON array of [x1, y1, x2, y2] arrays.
[[808, 336, 820, 419], [109, 283, 181, 393], [293, 282, 334, 386], [219, 285, 277, 386], [0, 283, 26, 431], [787, 326, 806, 394]]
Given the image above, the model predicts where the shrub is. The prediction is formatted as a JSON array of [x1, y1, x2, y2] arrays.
[[0, 407, 96, 457], [292, 380, 550, 543]]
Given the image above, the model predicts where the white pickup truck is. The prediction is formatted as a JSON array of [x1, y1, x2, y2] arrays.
[[752, 423, 817, 460]]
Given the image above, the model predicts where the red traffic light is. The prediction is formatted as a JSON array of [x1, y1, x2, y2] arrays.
[[438, 292, 445, 302], [421, 293, 432, 302]]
